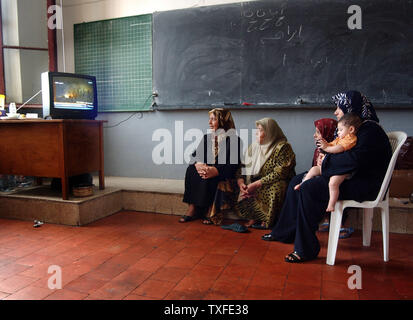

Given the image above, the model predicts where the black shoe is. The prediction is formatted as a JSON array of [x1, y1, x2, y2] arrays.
[[261, 233, 276, 241]]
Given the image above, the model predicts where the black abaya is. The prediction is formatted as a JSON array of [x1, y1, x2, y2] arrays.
[[270, 121, 392, 260], [183, 133, 241, 209]]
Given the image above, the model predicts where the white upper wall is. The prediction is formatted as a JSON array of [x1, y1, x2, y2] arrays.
[[17, 0, 48, 48], [59, 0, 252, 72], [1, 0, 19, 46]]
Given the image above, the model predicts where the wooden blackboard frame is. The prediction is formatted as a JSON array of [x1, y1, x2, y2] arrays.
[[153, 103, 413, 111]]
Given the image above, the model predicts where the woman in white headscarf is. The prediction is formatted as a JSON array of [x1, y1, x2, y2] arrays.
[[235, 118, 296, 229]]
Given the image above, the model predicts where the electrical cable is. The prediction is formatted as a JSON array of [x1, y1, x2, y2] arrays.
[[103, 94, 152, 129], [16, 90, 43, 112]]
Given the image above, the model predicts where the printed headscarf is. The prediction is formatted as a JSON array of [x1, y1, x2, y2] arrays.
[[208, 108, 236, 157], [245, 118, 287, 182], [332, 90, 379, 123], [314, 118, 337, 142], [208, 108, 236, 131]]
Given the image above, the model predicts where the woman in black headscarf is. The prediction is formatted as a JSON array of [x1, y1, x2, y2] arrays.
[[325, 91, 381, 238], [332, 90, 379, 125], [262, 90, 392, 263]]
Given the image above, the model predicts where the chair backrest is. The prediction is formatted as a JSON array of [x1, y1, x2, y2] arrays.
[[373, 131, 407, 205]]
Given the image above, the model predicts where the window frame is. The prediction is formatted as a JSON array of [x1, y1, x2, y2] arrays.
[[0, 0, 57, 109]]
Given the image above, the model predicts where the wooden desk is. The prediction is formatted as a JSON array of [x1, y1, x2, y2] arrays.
[[0, 119, 106, 200]]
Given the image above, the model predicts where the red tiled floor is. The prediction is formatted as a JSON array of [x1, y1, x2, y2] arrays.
[[249, 270, 287, 291], [123, 294, 154, 300], [169, 276, 215, 299], [287, 263, 323, 287], [0, 253, 16, 269], [165, 254, 203, 269], [64, 274, 108, 294], [165, 288, 208, 300], [198, 253, 233, 267], [282, 282, 321, 300], [204, 277, 250, 300], [243, 285, 283, 300], [83, 260, 129, 282], [0, 274, 38, 294], [321, 280, 359, 300], [220, 262, 257, 280], [86, 279, 136, 300], [129, 257, 165, 273], [150, 266, 189, 283], [45, 288, 89, 300], [1, 211, 413, 300], [14, 253, 51, 267], [3, 285, 52, 300], [0, 263, 30, 279], [188, 264, 224, 281], [130, 279, 176, 299]]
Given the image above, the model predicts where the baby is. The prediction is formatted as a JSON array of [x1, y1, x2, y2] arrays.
[[295, 113, 362, 212]]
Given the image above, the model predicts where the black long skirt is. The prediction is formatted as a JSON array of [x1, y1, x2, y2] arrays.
[[182, 164, 219, 208], [270, 172, 329, 260]]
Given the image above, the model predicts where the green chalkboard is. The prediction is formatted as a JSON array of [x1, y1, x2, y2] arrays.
[[74, 14, 153, 112]]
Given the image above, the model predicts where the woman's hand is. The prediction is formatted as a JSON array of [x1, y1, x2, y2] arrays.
[[195, 162, 206, 172], [198, 165, 219, 179], [246, 180, 262, 196], [237, 178, 249, 199], [239, 180, 262, 200], [195, 162, 207, 177], [237, 178, 247, 190]]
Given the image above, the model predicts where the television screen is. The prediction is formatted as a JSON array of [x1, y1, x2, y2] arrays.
[[42, 72, 98, 120], [53, 76, 95, 110]]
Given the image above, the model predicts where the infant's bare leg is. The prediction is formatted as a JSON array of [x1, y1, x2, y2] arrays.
[[294, 166, 321, 190], [326, 175, 348, 212]]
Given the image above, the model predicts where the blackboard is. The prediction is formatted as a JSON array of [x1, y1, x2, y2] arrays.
[[74, 14, 153, 112], [153, 0, 413, 109]]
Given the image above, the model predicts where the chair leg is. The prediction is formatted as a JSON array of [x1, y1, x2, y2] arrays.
[[381, 206, 389, 262], [326, 209, 343, 266], [362, 208, 374, 247]]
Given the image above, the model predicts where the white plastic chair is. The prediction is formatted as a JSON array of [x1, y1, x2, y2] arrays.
[[326, 131, 407, 266]]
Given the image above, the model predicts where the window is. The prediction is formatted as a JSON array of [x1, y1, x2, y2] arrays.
[[0, 0, 57, 107]]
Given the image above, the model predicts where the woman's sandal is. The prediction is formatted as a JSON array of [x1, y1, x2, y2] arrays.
[[202, 218, 213, 225], [318, 222, 330, 232], [179, 215, 194, 223], [251, 222, 267, 230], [339, 227, 354, 239], [284, 251, 307, 263]]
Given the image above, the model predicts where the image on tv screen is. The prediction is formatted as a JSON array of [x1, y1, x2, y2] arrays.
[[53, 76, 95, 110]]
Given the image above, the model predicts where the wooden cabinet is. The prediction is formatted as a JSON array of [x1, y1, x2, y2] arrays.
[[0, 119, 106, 199]]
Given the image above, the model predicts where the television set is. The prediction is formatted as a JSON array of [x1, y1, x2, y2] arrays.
[[41, 71, 98, 120]]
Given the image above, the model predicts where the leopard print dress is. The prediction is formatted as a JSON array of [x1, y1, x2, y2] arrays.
[[235, 142, 296, 228]]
